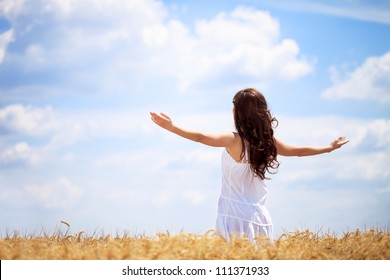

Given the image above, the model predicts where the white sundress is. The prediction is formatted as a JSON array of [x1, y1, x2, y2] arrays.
[[215, 147, 273, 242]]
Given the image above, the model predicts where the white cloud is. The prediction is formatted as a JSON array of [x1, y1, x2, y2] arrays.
[[0, 142, 39, 167], [152, 189, 176, 207], [265, 1, 390, 24], [0, 1, 312, 95], [0, 0, 165, 24], [275, 115, 390, 181], [352, 119, 390, 150], [310, 2, 390, 25], [0, 29, 13, 63], [0, 0, 26, 19], [182, 190, 208, 206], [0, 104, 95, 166], [0, 103, 152, 151], [23, 177, 82, 209], [375, 185, 390, 195], [0, 104, 56, 135], [0, 176, 82, 210], [142, 7, 313, 90], [322, 52, 390, 103]]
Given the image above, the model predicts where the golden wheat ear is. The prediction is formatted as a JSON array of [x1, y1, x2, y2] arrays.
[[61, 220, 71, 227]]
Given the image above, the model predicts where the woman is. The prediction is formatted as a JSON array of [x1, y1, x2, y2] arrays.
[[150, 88, 348, 242]]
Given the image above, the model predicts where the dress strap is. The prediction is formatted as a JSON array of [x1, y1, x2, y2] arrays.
[[243, 141, 248, 162]]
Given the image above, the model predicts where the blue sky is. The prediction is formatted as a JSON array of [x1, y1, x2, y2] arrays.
[[0, 0, 389, 237]]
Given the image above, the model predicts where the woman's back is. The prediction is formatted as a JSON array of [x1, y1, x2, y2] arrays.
[[221, 147, 268, 205], [216, 142, 273, 242]]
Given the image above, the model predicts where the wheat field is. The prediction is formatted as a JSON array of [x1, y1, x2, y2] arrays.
[[0, 225, 389, 260]]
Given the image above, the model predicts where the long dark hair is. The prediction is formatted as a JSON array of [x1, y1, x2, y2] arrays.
[[233, 88, 279, 179]]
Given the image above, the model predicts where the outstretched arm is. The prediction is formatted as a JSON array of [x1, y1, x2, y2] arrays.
[[275, 136, 349, 157], [150, 112, 236, 148]]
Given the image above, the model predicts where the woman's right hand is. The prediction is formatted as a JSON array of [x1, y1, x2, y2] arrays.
[[150, 112, 174, 131]]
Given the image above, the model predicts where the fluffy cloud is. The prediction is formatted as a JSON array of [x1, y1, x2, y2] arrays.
[[0, 102, 151, 149], [277, 116, 390, 151], [23, 177, 82, 209], [322, 51, 390, 103], [0, 176, 82, 210], [0, 0, 312, 96], [141, 7, 313, 90], [0, 104, 56, 135], [268, 1, 390, 25], [0, 141, 39, 167], [0, 29, 12, 63], [276, 115, 390, 181]]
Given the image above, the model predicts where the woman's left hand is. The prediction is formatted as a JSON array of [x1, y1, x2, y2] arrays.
[[330, 136, 349, 150]]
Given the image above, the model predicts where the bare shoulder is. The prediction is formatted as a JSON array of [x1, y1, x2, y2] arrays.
[[218, 131, 238, 148], [230, 132, 242, 146], [226, 132, 245, 161]]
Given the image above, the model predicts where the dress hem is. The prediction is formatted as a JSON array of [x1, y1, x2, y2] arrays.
[[217, 213, 273, 227]]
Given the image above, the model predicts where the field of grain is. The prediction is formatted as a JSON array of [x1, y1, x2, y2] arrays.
[[1, 226, 389, 260]]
